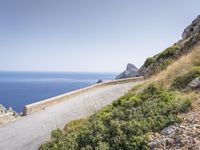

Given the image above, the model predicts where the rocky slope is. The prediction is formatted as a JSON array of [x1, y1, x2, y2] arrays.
[[116, 63, 138, 79], [149, 97, 200, 150], [139, 15, 200, 78]]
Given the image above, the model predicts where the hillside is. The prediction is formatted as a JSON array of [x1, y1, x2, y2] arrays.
[[40, 15, 200, 150], [139, 15, 200, 78]]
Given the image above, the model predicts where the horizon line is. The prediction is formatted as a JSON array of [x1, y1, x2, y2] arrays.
[[0, 70, 119, 74]]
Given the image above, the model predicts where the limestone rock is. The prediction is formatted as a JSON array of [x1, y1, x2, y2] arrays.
[[0, 104, 7, 114], [161, 125, 183, 137], [182, 15, 200, 39], [116, 63, 138, 79], [188, 77, 200, 89]]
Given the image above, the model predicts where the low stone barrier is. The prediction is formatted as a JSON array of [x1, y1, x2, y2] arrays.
[[23, 77, 144, 116]]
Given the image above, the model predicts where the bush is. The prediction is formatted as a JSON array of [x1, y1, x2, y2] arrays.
[[142, 46, 179, 77], [159, 59, 173, 70], [40, 119, 88, 150], [178, 98, 192, 113], [157, 46, 178, 60], [171, 66, 200, 90], [40, 84, 193, 150], [143, 57, 156, 68], [40, 129, 68, 150]]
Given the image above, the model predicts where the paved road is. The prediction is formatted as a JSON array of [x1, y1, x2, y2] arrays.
[[0, 82, 139, 150]]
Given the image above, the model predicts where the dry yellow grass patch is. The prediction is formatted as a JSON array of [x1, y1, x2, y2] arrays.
[[149, 45, 200, 87]]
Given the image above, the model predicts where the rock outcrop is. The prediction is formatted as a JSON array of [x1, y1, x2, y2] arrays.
[[139, 15, 200, 78], [116, 63, 138, 79], [182, 15, 200, 39], [0, 104, 19, 126], [96, 79, 103, 84], [188, 77, 200, 89]]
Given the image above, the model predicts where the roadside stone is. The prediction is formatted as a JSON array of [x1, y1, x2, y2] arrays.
[[161, 125, 182, 137], [188, 78, 200, 89], [149, 140, 162, 149]]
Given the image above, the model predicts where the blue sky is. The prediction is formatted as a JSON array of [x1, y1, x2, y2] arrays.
[[0, 0, 200, 73]]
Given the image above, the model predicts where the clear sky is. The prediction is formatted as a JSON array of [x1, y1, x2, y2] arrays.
[[0, 0, 200, 73]]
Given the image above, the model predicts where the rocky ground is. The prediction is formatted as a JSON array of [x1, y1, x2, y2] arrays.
[[149, 96, 200, 150], [0, 104, 20, 126]]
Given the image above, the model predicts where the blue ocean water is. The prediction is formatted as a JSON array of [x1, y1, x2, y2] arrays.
[[0, 71, 117, 112]]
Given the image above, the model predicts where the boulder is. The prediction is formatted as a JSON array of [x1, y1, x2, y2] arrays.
[[188, 77, 200, 89], [116, 63, 138, 79], [96, 79, 103, 84], [161, 125, 183, 137]]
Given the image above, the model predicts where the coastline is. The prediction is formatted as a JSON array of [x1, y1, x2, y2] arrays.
[[0, 77, 143, 127], [0, 71, 117, 113]]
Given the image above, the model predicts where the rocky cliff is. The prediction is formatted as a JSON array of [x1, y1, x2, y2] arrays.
[[116, 63, 138, 79], [139, 15, 200, 77]]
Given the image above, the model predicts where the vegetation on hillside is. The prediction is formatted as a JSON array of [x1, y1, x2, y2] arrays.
[[40, 83, 193, 150], [151, 45, 200, 86], [156, 46, 178, 60], [171, 67, 200, 90], [40, 20, 200, 149], [40, 44, 200, 150], [143, 46, 179, 69]]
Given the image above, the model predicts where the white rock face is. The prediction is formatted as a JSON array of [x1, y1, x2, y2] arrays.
[[116, 63, 138, 79], [0, 104, 7, 114], [182, 15, 200, 39], [188, 77, 200, 89]]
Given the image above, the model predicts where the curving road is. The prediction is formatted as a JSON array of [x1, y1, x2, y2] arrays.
[[0, 81, 140, 150]]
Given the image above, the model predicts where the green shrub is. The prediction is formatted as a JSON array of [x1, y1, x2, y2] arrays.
[[41, 84, 193, 150], [178, 98, 192, 113], [143, 57, 156, 68], [40, 129, 68, 150], [142, 46, 179, 76], [171, 66, 200, 90], [40, 119, 88, 150], [159, 59, 173, 70], [157, 46, 179, 60], [64, 119, 88, 133]]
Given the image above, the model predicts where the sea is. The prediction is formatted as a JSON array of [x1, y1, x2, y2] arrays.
[[0, 71, 117, 112]]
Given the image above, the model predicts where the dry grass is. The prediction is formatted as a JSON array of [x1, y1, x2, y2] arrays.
[[149, 45, 200, 87]]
